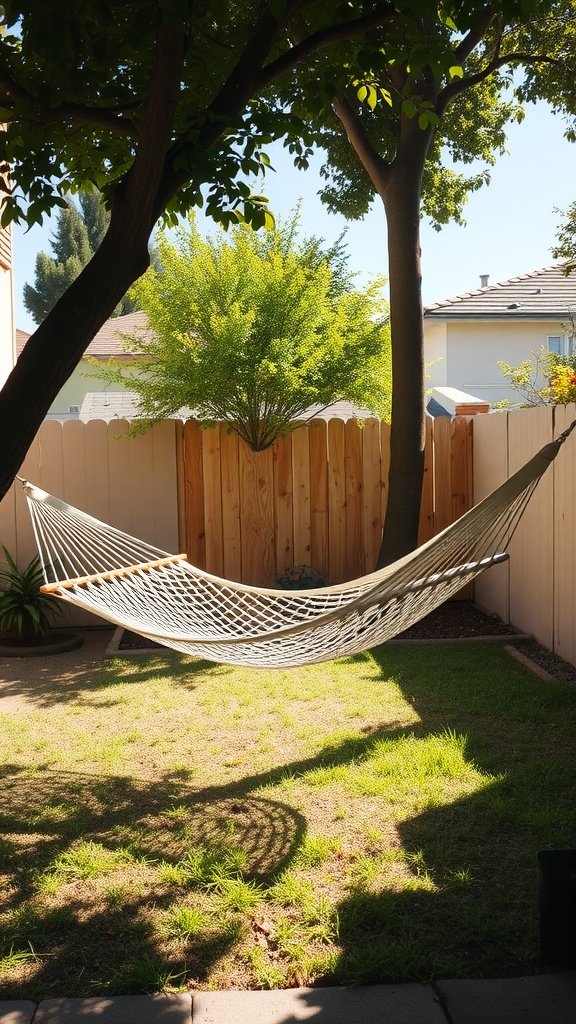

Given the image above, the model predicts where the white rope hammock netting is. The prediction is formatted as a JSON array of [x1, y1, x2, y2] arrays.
[[20, 422, 575, 668]]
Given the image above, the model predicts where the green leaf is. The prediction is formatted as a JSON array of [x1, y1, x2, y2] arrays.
[[356, 84, 368, 103], [449, 65, 464, 79]]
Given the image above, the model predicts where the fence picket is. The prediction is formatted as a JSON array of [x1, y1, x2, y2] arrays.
[[309, 420, 328, 578], [345, 418, 363, 581]]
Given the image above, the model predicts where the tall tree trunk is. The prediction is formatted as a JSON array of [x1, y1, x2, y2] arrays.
[[0, 203, 154, 502], [377, 142, 428, 566], [331, 98, 432, 568]]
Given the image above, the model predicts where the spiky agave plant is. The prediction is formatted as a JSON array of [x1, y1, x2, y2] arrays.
[[0, 547, 63, 641]]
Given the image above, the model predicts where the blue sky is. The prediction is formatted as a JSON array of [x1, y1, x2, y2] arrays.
[[12, 99, 576, 334]]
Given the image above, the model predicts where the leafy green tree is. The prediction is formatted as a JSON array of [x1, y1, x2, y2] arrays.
[[1, 1, 575, 569], [499, 344, 576, 405], [23, 193, 138, 323], [93, 214, 391, 450], [553, 201, 576, 273], [280, 0, 576, 562], [0, 0, 408, 507]]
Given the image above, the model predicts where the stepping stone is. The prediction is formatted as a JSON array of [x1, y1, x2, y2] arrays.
[[437, 973, 576, 1024], [192, 984, 448, 1023], [34, 994, 192, 1024], [0, 1002, 37, 1024]]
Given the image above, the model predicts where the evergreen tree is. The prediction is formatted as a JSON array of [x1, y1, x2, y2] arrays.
[[23, 193, 138, 324]]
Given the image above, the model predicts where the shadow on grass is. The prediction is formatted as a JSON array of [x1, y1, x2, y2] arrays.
[[2, 640, 576, 997], [329, 643, 576, 984]]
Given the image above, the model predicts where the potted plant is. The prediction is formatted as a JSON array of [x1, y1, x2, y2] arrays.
[[0, 547, 82, 656]]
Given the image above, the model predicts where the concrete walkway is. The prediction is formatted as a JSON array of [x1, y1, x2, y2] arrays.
[[2, 974, 575, 1024]]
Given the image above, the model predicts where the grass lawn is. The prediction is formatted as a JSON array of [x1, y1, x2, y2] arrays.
[[0, 638, 575, 998]]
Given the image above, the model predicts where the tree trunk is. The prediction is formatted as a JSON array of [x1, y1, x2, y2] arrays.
[[376, 130, 430, 567], [0, 204, 153, 502], [376, 171, 426, 565]]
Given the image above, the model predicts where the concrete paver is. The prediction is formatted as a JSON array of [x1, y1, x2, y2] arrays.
[[437, 972, 576, 1024], [33, 994, 192, 1024], [191, 984, 448, 1023], [0, 1002, 37, 1024]]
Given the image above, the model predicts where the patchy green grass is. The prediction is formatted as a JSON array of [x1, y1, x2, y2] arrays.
[[1, 640, 575, 998]]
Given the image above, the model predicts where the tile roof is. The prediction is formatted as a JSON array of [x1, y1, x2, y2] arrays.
[[424, 264, 576, 319], [79, 393, 377, 423], [15, 328, 30, 355], [16, 311, 150, 358]]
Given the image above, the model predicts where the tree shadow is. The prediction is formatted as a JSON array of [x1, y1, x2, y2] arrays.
[[0, 628, 231, 709], [0, 718, 421, 1000], [330, 643, 576, 984]]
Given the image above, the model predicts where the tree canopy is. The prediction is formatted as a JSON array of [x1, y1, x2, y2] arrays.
[[23, 193, 139, 323], [1, 1, 576, 565], [93, 214, 391, 449], [554, 201, 576, 272]]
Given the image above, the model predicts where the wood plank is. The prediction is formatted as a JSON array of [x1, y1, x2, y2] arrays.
[[239, 442, 275, 586], [472, 411, 510, 621], [128, 427, 156, 546], [309, 420, 328, 579], [292, 425, 311, 567], [450, 416, 473, 523], [42, 553, 187, 592], [183, 420, 206, 569], [432, 416, 451, 536], [62, 419, 88, 511], [202, 425, 224, 577], [449, 416, 473, 599], [220, 427, 242, 582], [418, 416, 434, 545], [37, 420, 65, 499], [327, 418, 346, 584], [151, 420, 179, 553], [175, 421, 187, 554], [362, 418, 382, 574], [553, 403, 576, 665], [507, 406, 553, 648], [84, 420, 110, 524], [17, 426, 44, 565], [107, 420, 133, 534], [273, 433, 294, 578], [345, 419, 363, 580], [380, 420, 391, 531]]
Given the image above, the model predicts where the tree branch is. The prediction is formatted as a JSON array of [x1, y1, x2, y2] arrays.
[[257, 3, 398, 89], [332, 95, 390, 190], [453, 3, 497, 63], [437, 51, 563, 116]]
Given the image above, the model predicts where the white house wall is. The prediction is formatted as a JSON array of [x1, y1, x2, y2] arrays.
[[423, 321, 447, 390], [441, 320, 567, 404], [47, 363, 135, 419]]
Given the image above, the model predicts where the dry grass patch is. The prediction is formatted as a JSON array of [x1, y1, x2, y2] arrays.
[[0, 642, 575, 997]]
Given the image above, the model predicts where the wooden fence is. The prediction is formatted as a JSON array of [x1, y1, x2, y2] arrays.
[[2, 408, 575, 664], [473, 403, 576, 668], [0, 414, 473, 594], [177, 416, 473, 586]]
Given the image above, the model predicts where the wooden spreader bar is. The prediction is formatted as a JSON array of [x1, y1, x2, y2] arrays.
[[40, 554, 188, 594]]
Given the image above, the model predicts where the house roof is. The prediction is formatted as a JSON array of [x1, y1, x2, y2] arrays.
[[16, 311, 150, 359], [15, 328, 30, 355], [424, 264, 576, 320], [79, 393, 377, 423]]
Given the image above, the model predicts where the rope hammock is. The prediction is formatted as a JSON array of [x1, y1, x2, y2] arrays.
[[19, 420, 576, 668]]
